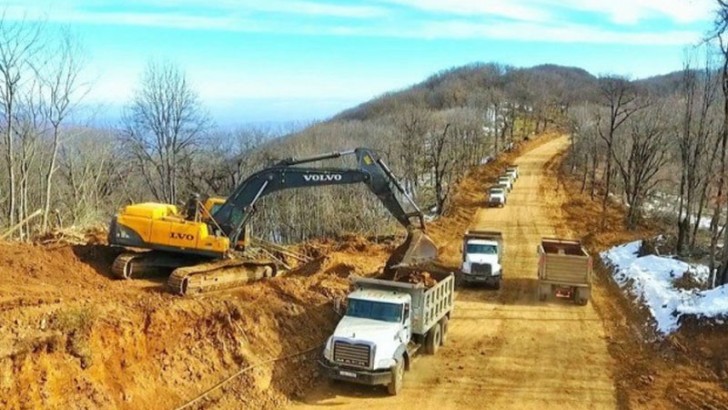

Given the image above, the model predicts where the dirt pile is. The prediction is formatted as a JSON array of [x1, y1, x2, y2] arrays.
[[0, 234, 391, 409]]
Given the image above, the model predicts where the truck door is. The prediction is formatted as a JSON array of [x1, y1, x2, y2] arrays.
[[401, 303, 412, 344]]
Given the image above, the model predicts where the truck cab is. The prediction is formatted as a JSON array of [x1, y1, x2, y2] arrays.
[[323, 290, 412, 383], [320, 274, 454, 395], [488, 185, 507, 207], [461, 230, 503, 289], [497, 175, 513, 191]]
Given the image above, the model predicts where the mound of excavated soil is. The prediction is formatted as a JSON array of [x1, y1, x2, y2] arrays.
[[0, 235, 391, 410]]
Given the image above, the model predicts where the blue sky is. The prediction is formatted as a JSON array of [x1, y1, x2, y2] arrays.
[[3, 0, 717, 125]]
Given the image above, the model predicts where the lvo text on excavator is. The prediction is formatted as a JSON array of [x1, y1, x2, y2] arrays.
[[108, 147, 438, 296]]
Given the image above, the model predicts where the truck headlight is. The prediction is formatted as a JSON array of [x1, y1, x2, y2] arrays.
[[323, 337, 333, 361], [376, 358, 396, 369]]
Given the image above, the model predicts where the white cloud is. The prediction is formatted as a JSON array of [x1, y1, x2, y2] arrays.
[[379, 0, 714, 25], [543, 0, 715, 25], [249, 0, 387, 18], [2, 0, 710, 46], [408, 20, 702, 45], [379, 0, 552, 22]]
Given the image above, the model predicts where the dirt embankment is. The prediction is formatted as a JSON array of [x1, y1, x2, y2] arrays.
[[0, 236, 395, 409], [547, 150, 728, 409]]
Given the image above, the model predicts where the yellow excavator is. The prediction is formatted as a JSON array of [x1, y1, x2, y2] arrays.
[[108, 147, 438, 295]]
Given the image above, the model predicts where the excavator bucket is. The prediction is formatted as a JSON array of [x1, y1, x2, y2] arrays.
[[385, 229, 438, 274]]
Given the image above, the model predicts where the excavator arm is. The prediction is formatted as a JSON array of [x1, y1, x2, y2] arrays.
[[211, 147, 436, 268], [214, 148, 424, 243]]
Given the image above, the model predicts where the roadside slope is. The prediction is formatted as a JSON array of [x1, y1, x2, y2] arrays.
[[292, 136, 616, 409]]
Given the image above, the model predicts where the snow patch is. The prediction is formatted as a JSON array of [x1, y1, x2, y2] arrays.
[[601, 240, 728, 335]]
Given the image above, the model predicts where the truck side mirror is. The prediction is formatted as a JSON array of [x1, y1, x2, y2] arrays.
[[333, 297, 346, 316]]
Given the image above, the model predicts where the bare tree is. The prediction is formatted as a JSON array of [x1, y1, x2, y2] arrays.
[[392, 105, 430, 196], [39, 30, 86, 231], [0, 16, 42, 232], [675, 51, 720, 255], [122, 60, 210, 204], [612, 103, 670, 229], [596, 76, 643, 226]]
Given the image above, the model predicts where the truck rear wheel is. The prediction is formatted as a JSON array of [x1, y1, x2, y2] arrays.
[[387, 358, 404, 395], [575, 288, 589, 305], [538, 284, 549, 301], [425, 323, 441, 355], [439, 317, 449, 346]]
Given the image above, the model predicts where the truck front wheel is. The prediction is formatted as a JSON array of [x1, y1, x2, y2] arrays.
[[387, 358, 404, 395], [425, 323, 442, 355]]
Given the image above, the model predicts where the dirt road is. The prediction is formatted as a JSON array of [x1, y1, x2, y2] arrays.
[[291, 136, 617, 409]]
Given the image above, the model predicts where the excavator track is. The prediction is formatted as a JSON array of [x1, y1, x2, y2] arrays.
[[167, 259, 277, 296], [111, 252, 143, 279]]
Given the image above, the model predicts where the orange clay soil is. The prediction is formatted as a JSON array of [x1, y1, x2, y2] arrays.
[[15, 132, 725, 410]]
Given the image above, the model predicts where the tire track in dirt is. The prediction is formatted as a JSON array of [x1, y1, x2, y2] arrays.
[[290, 136, 617, 409]]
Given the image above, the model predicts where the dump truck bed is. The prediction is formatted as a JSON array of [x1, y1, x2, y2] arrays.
[[537, 238, 591, 286], [464, 230, 503, 242], [352, 272, 454, 335]]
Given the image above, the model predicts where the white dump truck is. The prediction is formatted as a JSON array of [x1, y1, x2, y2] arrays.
[[497, 175, 513, 191], [537, 238, 592, 305], [460, 230, 504, 289], [505, 165, 519, 180], [320, 272, 455, 395], [487, 185, 507, 207]]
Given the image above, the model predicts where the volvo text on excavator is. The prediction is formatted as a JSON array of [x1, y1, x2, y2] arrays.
[[108, 147, 438, 295]]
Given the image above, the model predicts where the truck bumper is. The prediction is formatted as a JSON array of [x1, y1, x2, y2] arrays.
[[461, 274, 500, 285], [318, 360, 392, 386]]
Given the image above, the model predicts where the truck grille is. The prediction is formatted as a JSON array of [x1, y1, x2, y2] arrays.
[[333, 341, 371, 368], [472, 263, 492, 275]]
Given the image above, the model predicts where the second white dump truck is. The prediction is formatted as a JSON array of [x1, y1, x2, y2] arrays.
[[460, 230, 504, 289], [319, 272, 455, 395]]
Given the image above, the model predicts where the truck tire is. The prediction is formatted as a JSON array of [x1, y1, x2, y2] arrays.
[[492, 277, 502, 290], [576, 288, 588, 305], [538, 285, 548, 301], [387, 358, 404, 395], [439, 317, 449, 346], [425, 323, 441, 355]]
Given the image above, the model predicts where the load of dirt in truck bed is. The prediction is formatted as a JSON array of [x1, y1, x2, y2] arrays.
[[399, 271, 437, 287]]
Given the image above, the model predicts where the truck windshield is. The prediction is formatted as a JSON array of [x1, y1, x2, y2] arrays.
[[467, 244, 498, 254], [490, 189, 503, 195], [346, 299, 402, 323]]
